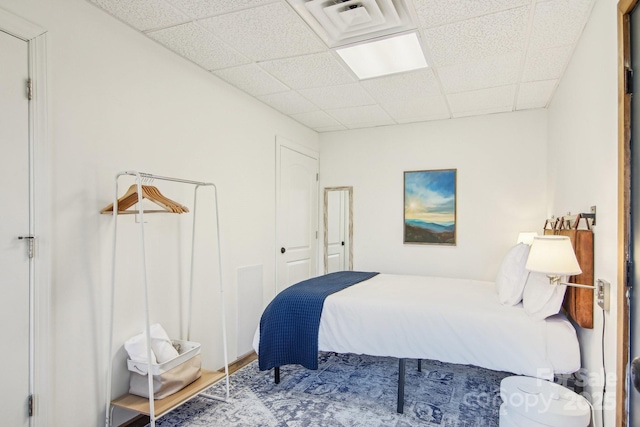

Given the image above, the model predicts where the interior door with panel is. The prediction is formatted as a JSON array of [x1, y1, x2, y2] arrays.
[[0, 29, 31, 427], [276, 142, 319, 293]]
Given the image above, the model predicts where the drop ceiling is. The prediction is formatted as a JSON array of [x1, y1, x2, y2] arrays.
[[87, 0, 595, 132]]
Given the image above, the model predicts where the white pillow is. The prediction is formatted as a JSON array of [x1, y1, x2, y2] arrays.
[[522, 272, 567, 320], [495, 243, 530, 305]]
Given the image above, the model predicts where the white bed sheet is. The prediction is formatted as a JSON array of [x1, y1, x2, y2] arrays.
[[253, 273, 580, 379]]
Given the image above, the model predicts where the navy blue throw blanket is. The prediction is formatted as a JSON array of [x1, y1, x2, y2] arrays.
[[259, 271, 379, 371]]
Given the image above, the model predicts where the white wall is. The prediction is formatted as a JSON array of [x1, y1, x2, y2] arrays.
[[319, 110, 548, 281], [547, 0, 618, 425], [0, 0, 318, 425]]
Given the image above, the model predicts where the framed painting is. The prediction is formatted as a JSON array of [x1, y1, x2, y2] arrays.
[[404, 169, 457, 245]]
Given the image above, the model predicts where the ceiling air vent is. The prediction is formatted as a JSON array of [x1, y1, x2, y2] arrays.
[[287, 0, 417, 48]]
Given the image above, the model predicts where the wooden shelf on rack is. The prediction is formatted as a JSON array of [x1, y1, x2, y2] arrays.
[[111, 369, 226, 417]]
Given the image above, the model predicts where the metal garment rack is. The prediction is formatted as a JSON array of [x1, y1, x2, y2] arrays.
[[104, 171, 230, 427]]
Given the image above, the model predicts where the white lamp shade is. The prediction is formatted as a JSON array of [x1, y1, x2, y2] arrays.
[[525, 236, 582, 275]]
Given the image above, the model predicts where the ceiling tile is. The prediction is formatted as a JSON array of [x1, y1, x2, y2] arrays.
[[381, 95, 450, 122], [259, 52, 355, 90], [413, 0, 529, 29], [423, 6, 529, 67], [213, 64, 289, 96], [360, 69, 442, 104], [438, 53, 522, 94], [298, 84, 375, 110], [199, 2, 326, 61], [290, 111, 342, 129], [528, 0, 594, 50], [522, 46, 572, 82], [90, 0, 188, 31], [517, 79, 558, 109], [147, 23, 250, 70], [447, 85, 516, 114], [257, 91, 319, 115], [166, 0, 278, 20], [326, 105, 394, 126]]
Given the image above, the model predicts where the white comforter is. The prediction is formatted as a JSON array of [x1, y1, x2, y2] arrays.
[[253, 273, 580, 379]]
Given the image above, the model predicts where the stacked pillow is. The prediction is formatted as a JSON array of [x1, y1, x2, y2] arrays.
[[496, 243, 568, 320], [495, 243, 530, 305]]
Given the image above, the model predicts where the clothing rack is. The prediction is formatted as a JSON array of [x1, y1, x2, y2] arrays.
[[104, 171, 230, 427]]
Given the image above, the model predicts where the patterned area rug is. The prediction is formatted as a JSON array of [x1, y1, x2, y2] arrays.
[[153, 352, 510, 427]]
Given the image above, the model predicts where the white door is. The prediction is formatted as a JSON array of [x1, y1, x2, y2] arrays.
[[0, 30, 31, 426], [276, 143, 319, 293], [326, 190, 347, 273]]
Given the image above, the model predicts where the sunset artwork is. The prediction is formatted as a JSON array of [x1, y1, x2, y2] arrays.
[[404, 169, 456, 245]]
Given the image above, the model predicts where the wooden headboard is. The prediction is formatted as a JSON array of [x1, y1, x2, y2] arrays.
[[543, 215, 594, 329]]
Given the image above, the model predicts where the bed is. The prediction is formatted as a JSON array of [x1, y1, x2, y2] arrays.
[[252, 271, 581, 412]]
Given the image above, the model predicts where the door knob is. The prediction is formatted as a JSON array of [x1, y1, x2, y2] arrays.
[[281, 247, 286, 254], [632, 357, 640, 393]]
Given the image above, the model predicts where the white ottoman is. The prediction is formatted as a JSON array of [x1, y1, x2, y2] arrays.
[[499, 376, 591, 427]]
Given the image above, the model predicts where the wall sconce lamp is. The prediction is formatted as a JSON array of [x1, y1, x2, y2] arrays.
[[525, 235, 610, 310]]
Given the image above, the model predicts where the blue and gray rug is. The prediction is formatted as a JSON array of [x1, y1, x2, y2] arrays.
[[153, 352, 509, 426]]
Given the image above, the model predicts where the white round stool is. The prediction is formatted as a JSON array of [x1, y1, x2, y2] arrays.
[[499, 376, 591, 427]]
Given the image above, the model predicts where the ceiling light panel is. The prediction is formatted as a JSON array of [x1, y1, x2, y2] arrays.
[[288, 0, 417, 47], [336, 32, 427, 79]]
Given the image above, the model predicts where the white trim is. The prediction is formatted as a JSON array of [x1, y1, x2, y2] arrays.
[[0, 7, 50, 427], [0, 6, 46, 40], [276, 135, 319, 161]]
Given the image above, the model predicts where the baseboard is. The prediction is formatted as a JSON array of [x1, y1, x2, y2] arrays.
[[221, 350, 257, 374]]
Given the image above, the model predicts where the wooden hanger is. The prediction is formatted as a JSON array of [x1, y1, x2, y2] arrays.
[[100, 184, 189, 214]]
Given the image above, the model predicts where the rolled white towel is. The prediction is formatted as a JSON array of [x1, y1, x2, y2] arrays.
[[124, 332, 158, 364], [150, 323, 179, 363]]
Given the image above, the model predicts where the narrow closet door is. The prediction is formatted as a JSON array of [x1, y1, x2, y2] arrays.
[[0, 29, 31, 426], [276, 141, 319, 293], [326, 190, 347, 273]]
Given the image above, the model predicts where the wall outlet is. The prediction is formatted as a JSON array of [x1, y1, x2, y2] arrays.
[[596, 279, 610, 311]]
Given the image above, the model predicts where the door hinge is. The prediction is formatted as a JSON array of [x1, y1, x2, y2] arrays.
[[28, 394, 34, 417], [315, 231, 318, 239], [626, 68, 634, 94], [18, 235, 35, 259], [27, 78, 33, 100], [627, 259, 634, 288], [316, 173, 319, 182]]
